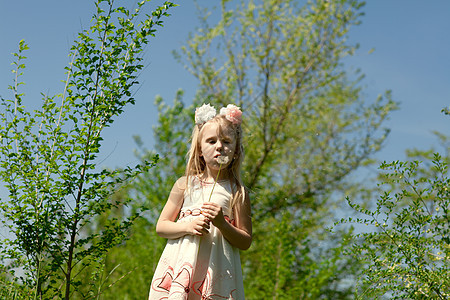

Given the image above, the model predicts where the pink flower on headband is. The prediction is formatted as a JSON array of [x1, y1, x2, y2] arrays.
[[195, 104, 216, 125], [220, 104, 242, 125]]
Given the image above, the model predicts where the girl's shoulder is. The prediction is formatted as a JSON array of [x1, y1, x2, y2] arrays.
[[173, 176, 188, 191]]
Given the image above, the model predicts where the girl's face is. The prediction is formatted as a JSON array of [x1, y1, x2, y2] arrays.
[[200, 122, 237, 171]]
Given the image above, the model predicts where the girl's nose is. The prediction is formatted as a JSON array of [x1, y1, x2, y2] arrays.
[[216, 140, 223, 150]]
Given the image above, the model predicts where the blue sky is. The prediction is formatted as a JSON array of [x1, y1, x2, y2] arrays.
[[1, 0, 449, 170]]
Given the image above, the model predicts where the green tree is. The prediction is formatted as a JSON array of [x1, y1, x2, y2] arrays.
[[97, 0, 398, 298], [0, 1, 174, 299], [340, 128, 450, 299]]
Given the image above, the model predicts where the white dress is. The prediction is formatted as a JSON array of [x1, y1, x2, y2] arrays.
[[148, 177, 245, 300]]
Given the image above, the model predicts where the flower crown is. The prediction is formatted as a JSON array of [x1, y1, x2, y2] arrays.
[[194, 103, 242, 125]]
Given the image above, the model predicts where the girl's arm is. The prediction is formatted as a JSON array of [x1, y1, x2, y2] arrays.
[[156, 177, 210, 239], [201, 189, 252, 250]]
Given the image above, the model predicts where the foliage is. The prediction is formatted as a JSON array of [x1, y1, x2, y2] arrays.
[[0, 276, 32, 299], [340, 135, 450, 299], [245, 212, 359, 299], [0, 0, 174, 299]]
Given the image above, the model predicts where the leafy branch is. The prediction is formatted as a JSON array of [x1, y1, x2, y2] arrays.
[[0, 0, 175, 298]]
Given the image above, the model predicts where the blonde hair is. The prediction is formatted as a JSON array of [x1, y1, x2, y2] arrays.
[[185, 114, 245, 211]]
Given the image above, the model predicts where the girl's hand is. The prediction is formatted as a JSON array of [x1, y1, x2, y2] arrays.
[[186, 215, 210, 236], [201, 202, 226, 228]]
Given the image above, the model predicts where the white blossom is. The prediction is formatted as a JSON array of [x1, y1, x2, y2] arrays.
[[195, 103, 216, 125]]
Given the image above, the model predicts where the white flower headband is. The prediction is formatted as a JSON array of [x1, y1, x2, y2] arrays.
[[194, 103, 242, 125]]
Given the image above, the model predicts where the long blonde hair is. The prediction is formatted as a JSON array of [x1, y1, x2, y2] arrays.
[[185, 114, 245, 211]]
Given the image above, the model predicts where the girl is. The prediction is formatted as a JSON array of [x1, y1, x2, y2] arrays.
[[148, 104, 252, 300]]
